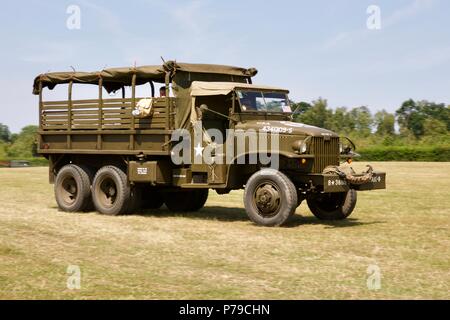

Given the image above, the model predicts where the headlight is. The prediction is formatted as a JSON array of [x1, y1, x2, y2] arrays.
[[339, 142, 344, 154], [292, 140, 308, 154], [300, 142, 307, 154]]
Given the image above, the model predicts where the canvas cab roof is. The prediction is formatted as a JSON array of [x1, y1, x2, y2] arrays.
[[189, 81, 289, 97]]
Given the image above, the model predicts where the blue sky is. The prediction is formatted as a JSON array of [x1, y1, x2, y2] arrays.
[[0, 0, 449, 132]]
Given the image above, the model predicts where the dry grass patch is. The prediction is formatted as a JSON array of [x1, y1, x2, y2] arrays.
[[0, 162, 448, 299]]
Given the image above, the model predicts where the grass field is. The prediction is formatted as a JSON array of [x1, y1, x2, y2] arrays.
[[0, 162, 449, 299]]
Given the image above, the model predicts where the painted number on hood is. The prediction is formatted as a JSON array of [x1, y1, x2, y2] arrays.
[[261, 126, 293, 134]]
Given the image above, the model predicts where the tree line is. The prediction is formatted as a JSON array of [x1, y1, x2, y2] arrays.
[[292, 98, 450, 147], [0, 98, 449, 160], [0, 125, 38, 159]]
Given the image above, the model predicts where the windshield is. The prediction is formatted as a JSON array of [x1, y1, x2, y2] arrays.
[[237, 90, 291, 113]]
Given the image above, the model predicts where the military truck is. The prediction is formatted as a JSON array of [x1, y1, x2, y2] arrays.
[[33, 61, 385, 226]]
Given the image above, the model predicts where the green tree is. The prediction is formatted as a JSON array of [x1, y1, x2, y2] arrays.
[[396, 99, 422, 137], [423, 118, 447, 136], [374, 110, 395, 136], [348, 106, 373, 137], [296, 98, 332, 128], [0, 141, 7, 159], [421, 102, 450, 131], [7, 125, 39, 158], [292, 101, 312, 122], [0, 123, 11, 142], [396, 100, 449, 138], [327, 107, 348, 134]]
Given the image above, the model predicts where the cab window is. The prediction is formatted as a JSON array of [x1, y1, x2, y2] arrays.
[[237, 90, 291, 113]]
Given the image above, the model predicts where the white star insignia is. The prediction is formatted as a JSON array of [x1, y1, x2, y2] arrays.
[[194, 143, 204, 157]]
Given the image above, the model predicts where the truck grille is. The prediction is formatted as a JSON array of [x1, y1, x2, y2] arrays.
[[311, 137, 339, 173]]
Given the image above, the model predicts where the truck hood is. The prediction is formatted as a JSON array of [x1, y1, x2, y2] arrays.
[[235, 120, 339, 138]]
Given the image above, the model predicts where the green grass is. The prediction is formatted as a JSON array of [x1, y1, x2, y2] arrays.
[[0, 162, 449, 299]]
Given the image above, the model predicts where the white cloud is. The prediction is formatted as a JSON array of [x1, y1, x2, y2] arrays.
[[78, 0, 125, 37], [322, 32, 352, 50], [365, 45, 450, 74], [20, 41, 82, 65], [170, 0, 206, 36], [383, 0, 437, 28]]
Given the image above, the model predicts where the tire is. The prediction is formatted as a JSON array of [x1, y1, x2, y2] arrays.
[[77, 165, 95, 212], [141, 189, 164, 209], [244, 169, 298, 227], [188, 189, 209, 211], [163, 189, 208, 212], [163, 191, 191, 212], [54, 164, 92, 212], [126, 185, 142, 214], [307, 190, 357, 220], [92, 166, 130, 215]]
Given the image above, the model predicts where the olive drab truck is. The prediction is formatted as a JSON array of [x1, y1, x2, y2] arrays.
[[33, 61, 386, 226]]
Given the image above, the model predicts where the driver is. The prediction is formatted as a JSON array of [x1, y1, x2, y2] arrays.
[[240, 98, 256, 111]]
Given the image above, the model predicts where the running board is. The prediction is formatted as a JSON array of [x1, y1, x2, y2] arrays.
[[180, 183, 226, 189]]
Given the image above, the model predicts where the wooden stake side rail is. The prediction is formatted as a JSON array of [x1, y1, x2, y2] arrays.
[[39, 97, 176, 154], [41, 97, 172, 131]]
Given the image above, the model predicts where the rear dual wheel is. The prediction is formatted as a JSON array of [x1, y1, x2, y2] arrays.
[[55, 165, 145, 215], [54, 164, 93, 212], [92, 166, 131, 215], [141, 189, 164, 210], [91, 167, 210, 215]]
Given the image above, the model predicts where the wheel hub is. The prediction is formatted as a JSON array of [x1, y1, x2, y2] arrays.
[[255, 184, 280, 216], [98, 179, 118, 207], [61, 177, 78, 203], [108, 186, 116, 196]]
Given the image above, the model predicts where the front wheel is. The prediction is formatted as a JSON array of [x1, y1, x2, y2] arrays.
[[244, 169, 298, 227], [307, 190, 357, 220]]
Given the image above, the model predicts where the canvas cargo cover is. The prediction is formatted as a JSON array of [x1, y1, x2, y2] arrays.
[[189, 81, 289, 97], [33, 65, 166, 95], [33, 61, 258, 95]]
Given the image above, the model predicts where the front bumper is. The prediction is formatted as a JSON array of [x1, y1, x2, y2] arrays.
[[323, 171, 386, 193], [290, 169, 386, 193]]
